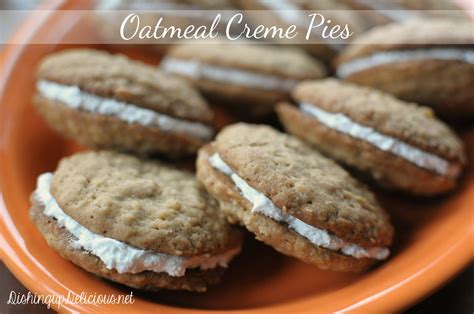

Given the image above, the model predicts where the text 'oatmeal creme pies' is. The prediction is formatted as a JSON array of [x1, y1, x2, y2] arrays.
[[30, 151, 242, 292], [35, 49, 215, 157], [197, 123, 394, 272]]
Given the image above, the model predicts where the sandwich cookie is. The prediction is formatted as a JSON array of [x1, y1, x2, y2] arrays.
[[30, 151, 242, 292], [277, 79, 466, 195], [336, 19, 474, 119], [35, 49, 214, 157], [238, 0, 369, 63], [161, 41, 327, 118], [197, 123, 393, 272]]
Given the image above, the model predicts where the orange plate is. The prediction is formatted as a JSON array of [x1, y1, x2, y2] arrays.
[[1, 1, 473, 313]]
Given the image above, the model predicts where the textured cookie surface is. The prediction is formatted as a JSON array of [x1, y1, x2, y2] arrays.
[[38, 49, 212, 123], [337, 19, 474, 63], [30, 200, 224, 292], [165, 41, 327, 79], [293, 79, 466, 162], [50, 151, 234, 256], [197, 145, 375, 272], [212, 123, 393, 248]]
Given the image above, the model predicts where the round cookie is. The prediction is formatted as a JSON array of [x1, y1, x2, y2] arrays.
[[335, 19, 474, 119], [35, 49, 214, 157], [277, 79, 466, 195], [196, 123, 394, 272], [160, 40, 327, 118], [30, 151, 242, 292], [238, 0, 369, 63]]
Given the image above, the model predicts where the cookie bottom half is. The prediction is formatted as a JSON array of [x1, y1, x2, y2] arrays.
[[30, 199, 225, 292], [196, 145, 374, 273], [35, 96, 208, 158]]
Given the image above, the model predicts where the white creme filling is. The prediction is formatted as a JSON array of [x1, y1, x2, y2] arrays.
[[209, 153, 389, 260], [34, 173, 240, 277], [161, 58, 298, 92], [299, 102, 460, 178], [37, 80, 213, 140], [337, 48, 474, 78]]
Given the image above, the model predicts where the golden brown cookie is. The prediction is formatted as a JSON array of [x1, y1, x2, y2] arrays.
[[336, 19, 474, 119], [277, 79, 466, 195], [161, 40, 327, 118], [196, 123, 393, 272], [35, 49, 214, 157], [30, 151, 242, 292]]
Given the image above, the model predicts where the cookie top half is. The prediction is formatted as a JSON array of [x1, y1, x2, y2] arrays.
[[212, 123, 393, 248], [293, 79, 466, 163], [50, 151, 234, 256], [337, 19, 474, 63], [162, 40, 327, 80], [38, 49, 212, 123]]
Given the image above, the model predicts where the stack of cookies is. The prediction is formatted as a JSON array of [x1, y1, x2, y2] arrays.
[[32, 49, 244, 292], [30, 0, 470, 295]]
